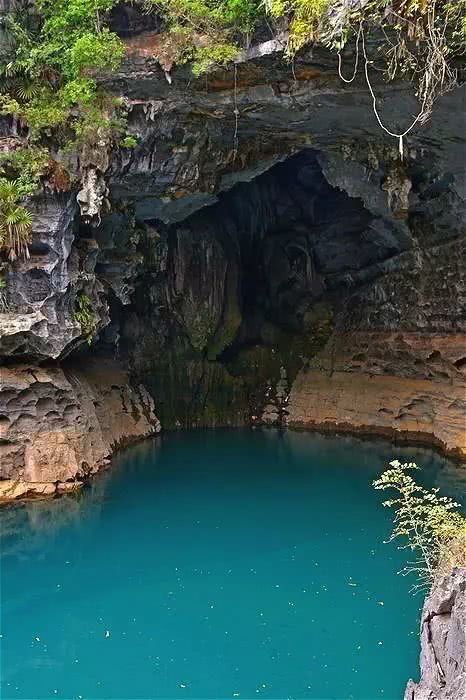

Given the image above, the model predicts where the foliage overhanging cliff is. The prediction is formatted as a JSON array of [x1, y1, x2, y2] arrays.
[[0, 0, 464, 260]]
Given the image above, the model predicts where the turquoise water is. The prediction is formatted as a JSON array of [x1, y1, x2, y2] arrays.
[[1, 430, 465, 700]]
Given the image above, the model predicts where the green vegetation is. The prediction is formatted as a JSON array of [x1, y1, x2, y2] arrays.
[[373, 460, 466, 590], [0, 1, 126, 142], [0, 1, 127, 260], [0, 0, 463, 260], [144, 0, 263, 38], [0, 178, 33, 260], [142, 0, 265, 73], [269, 0, 330, 53], [74, 293, 97, 343]]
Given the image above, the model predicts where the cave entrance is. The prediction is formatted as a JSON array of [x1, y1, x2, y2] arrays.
[[116, 149, 388, 428]]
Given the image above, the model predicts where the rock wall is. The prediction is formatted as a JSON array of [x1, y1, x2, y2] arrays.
[[0, 359, 160, 500], [405, 567, 466, 700], [284, 157, 466, 459], [286, 332, 466, 458], [0, 5, 465, 496]]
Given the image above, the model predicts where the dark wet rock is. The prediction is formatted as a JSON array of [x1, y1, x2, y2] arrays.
[[108, 2, 164, 38], [0, 193, 81, 359]]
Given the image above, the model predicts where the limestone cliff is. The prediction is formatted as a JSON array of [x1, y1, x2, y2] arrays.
[[0, 2, 465, 491], [405, 567, 466, 700], [286, 332, 466, 458]]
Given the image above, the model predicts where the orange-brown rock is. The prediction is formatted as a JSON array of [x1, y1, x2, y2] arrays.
[[286, 332, 466, 459], [0, 359, 161, 501]]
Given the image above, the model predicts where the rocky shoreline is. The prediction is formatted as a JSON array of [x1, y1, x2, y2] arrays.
[[0, 359, 160, 501], [285, 331, 466, 461], [0, 399, 463, 503]]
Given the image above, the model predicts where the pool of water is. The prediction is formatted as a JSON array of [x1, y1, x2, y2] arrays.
[[1, 430, 465, 700]]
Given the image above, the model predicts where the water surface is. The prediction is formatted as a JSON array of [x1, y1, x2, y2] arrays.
[[1, 429, 465, 700]]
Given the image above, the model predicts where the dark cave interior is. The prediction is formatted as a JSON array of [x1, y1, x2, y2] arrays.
[[80, 149, 407, 427]]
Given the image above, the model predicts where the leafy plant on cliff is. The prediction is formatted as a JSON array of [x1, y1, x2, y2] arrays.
[[0, 146, 57, 260], [268, 0, 330, 52], [1, 1, 125, 136], [145, 0, 263, 36], [0, 178, 33, 261], [0, 145, 50, 193], [74, 293, 97, 344], [143, 0, 265, 72], [373, 460, 466, 590], [0, 0, 128, 253]]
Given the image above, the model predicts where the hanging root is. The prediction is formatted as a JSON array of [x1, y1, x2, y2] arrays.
[[334, 1, 462, 158], [385, 4, 459, 125]]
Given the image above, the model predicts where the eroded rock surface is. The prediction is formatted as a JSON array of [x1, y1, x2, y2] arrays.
[[405, 567, 466, 700], [0, 193, 110, 360], [286, 332, 466, 458], [0, 359, 160, 499], [0, 5, 465, 496]]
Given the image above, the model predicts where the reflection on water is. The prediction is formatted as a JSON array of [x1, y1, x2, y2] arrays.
[[0, 473, 111, 560], [0, 439, 163, 559], [2, 433, 459, 555], [0, 429, 464, 700]]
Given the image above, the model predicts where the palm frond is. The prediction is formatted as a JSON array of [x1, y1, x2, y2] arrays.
[[0, 178, 32, 260]]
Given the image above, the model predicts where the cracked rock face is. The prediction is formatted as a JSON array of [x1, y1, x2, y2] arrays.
[[0, 359, 160, 499], [405, 567, 466, 700], [0, 192, 111, 360], [0, 194, 80, 359]]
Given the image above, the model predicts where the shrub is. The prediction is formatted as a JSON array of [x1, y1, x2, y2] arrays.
[[144, 0, 263, 72], [373, 460, 466, 590], [64, 29, 125, 79], [191, 43, 240, 76], [120, 134, 138, 149], [269, 0, 330, 53], [0, 145, 50, 194]]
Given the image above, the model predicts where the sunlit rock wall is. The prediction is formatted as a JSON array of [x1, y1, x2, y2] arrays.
[[0, 359, 160, 499]]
